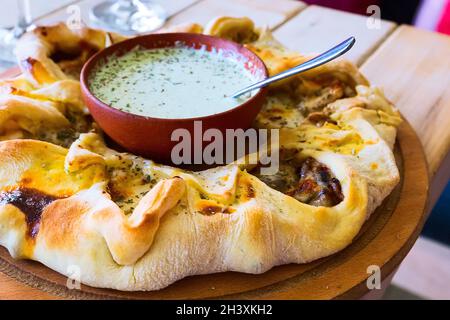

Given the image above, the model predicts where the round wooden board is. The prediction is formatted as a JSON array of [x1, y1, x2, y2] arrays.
[[0, 68, 429, 299]]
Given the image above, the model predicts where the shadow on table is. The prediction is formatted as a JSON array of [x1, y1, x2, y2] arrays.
[[382, 285, 425, 300], [422, 181, 450, 246]]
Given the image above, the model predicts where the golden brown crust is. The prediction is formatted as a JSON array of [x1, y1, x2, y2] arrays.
[[0, 138, 186, 267], [89, 177, 185, 265], [39, 197, 86, 252], [0, 25, 107, 145], [16, 23, 126, 86], [37, 177, 185, 265], [205, 17, 259, 43], [0, 18, 402, 291]]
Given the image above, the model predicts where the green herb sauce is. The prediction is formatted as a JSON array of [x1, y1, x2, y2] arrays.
[[89, 46, 258, 119]]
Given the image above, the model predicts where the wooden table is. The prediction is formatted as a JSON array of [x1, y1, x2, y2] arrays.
[[0, 0, 449, 300]]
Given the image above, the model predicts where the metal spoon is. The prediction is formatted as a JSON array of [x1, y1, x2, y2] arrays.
[[231, 37, 356, 98]]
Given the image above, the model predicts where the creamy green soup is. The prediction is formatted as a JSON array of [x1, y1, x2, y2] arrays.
[[89, 46, 258, 119]]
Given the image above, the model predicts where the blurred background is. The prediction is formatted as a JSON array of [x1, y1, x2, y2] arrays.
[[0, 0, 449, 300], [303, 0, 450, 34]]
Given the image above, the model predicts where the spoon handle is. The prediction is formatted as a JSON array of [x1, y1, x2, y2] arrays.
[[232, 36, 356, 98]]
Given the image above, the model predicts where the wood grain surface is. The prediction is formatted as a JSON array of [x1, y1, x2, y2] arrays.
[[274, 5, 397, 65], [164, 0, 305, 30], [361, 25, 450, 177]]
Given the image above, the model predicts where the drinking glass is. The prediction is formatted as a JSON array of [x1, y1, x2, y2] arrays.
[[0, 0, 32, 66], [90, 0, 167, 35]]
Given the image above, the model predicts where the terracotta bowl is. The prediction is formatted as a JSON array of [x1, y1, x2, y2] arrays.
[[80, 33, 268, 164]]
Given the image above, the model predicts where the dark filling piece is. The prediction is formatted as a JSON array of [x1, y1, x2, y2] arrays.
[[49, 41, 98, 79], [0, 188, 61, 238], [199, 205, 234, 216], [294, 75, 357, 117], [50, 50, 81, 63], [286, 157, 343, 207], [306, 112, 337, 127], [253, 156, 343, 207]]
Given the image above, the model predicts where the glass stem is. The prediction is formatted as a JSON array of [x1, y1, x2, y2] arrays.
[[112, 0, 135, 12], [14, 0, 32, 38], [132, 0, 150, 13]]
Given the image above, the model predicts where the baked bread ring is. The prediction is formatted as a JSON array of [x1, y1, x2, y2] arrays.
[[16, 23, 126, 86], [205, 16, 260, 43], [0, 24, 120, 146], [0, 18, 402, 291]]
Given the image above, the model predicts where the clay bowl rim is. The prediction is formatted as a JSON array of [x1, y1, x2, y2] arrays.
[[80, 32, 269, 124]]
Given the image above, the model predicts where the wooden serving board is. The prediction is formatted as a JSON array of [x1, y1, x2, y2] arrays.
[[0, 69, 428, 299]]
